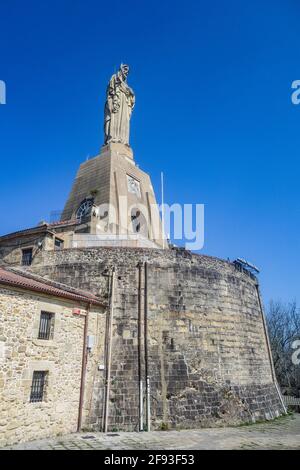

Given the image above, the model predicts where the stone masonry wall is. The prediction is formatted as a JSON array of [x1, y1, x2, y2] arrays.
[[0, 286, 105, 447], [0, 233, 51, 268], [27, 246, 283, 431]]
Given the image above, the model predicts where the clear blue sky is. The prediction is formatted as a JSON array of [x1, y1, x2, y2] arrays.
[[0, 0, 299, 304]]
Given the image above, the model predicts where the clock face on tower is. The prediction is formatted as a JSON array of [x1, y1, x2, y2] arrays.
[[76, 198, 94, 219], [127, 175, 141, 198]]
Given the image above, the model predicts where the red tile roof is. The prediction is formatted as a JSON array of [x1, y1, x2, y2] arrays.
[[48, 219, 79, 228], [0, 267, 104, 306], [0, 219, 79, 240], [0, 225, 51, 240]]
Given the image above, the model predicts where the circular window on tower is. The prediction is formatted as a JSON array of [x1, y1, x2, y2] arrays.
[[76, 198, 94, 219]]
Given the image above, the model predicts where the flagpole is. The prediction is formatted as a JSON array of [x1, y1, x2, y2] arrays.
[[161, 172, 165, 249]]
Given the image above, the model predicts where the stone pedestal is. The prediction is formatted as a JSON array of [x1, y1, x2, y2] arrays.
[[61, 144, 166, 248], [101, 142, 134, 161]]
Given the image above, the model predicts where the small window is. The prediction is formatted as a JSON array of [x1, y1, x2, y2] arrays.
[[30, 371, 47, 403], [22, 248, 33, 266], [38, 311, 55, 340], [54, 238, 64, 250]]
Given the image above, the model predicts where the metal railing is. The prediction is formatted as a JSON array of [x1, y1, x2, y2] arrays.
[[283, 395, 300, 406]]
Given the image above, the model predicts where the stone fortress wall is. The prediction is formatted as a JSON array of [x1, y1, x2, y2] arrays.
[[26, 246, 284, 431]]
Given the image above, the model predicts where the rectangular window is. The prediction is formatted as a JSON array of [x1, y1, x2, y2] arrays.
[[22, 248, 33, 266], [38, 311, 55, 340], [30, 371, 47, 403], [54, 238, 64, 250]]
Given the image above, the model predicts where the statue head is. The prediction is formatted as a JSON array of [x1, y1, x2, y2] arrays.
[[120, 63, 129, 80]]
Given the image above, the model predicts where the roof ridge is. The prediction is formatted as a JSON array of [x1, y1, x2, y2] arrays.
[[5, 267, 101, 300], [0, 266, 105, 306], [7, 267, 101, 299], [0, 219, 80, 239]]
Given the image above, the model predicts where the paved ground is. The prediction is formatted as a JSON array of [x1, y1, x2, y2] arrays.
[[4, 414, 300, 450]]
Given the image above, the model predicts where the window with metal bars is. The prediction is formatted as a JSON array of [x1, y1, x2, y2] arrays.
[[30, 371, 47, 403], [22, 248, 33, 266], [38, 311, 55, 340]]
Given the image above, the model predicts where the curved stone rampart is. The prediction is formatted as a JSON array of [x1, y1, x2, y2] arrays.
[[28, 247, 283, 430]]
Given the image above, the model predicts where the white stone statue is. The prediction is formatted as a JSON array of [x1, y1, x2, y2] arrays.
[[104, 64, 135, 146]]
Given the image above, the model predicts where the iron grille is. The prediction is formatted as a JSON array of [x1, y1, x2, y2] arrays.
[[22, 248, 33, 266], [38, 311, 54, 340], [283, 395, 300, 406], [30, 371, 47, 403]]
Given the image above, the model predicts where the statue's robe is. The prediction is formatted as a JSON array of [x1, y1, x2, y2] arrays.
[[104, 73, 135, 145]]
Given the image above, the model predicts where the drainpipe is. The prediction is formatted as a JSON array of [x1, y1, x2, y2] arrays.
[[255, 284, 287, 414], [103, 268, 116, 432], [77, 302, 91, 432], [144, 262, 151, 431], [101, 277, 111, 432], [138, 262, 144, 431]]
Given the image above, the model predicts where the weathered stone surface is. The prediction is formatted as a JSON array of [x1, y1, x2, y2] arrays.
[[0, 286, 105, 447], [26, 246, 283, 431]]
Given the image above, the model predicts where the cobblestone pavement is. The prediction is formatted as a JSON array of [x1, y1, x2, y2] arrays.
[[4, 414, 300, 450]]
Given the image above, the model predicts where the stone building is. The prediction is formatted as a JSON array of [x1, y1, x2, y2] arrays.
[[0, 65, 286, 445], [0, 267, 105, 447]]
